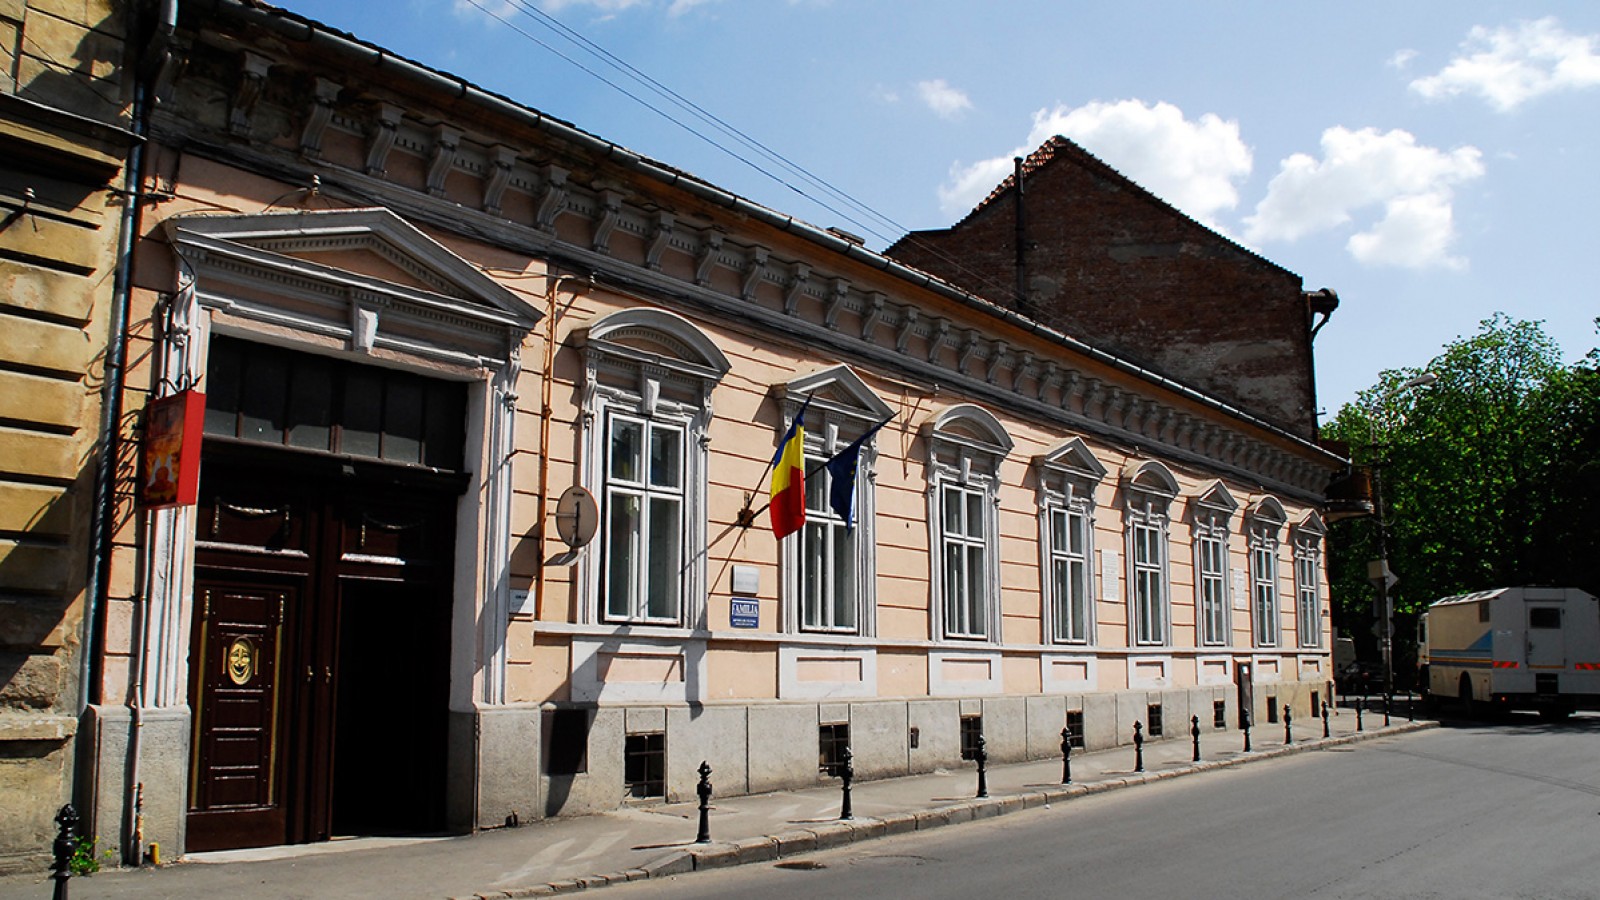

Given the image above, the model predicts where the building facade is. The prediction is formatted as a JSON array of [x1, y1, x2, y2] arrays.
[[0, 0, 133, 874], [43, 0, 1343, 862], [886, 137, 1340, 440]]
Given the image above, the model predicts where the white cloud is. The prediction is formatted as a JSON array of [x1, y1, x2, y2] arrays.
[[1388, 48, 1418, 70], [1410, 17, 1600, 111], [1244, 126, 1484, 270], [916, 79, 973, 120], [938, 99, 1252, 225]]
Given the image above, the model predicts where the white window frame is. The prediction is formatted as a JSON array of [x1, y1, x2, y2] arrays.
[[1035, 438, 1106, 646], [775, 367, 892, 638], [600, 411, 687, 625], [1293, 513, 1326, 649], [1247, 496, 1287, 649], [1189, 481, 1238, 649], [1122, 460, 1178, 648], [925, 404, 1012, 644], [577, 308, 729, 630]]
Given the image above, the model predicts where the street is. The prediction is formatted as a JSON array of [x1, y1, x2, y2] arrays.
[[614, 714, 1600, 900]]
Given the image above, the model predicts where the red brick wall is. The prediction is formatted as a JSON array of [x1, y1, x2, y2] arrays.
[[887, 142, 1318, 439]]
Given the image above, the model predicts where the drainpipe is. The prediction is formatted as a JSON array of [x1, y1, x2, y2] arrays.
[[85, 0, 177, 865], [1012, 156, 1030, 319], [532, 273, 590, 617]]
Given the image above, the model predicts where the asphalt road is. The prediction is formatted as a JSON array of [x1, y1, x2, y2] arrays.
[[613, 713, 1600, 900]]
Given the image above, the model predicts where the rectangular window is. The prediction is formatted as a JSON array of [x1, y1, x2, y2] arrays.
[[801, 456, 857, 633], [624, 733, 665, 799], [941, 483, 989, 639], [544, 708, 590, 776], [1213, 700, 1227, 729], [1252, 537, 1279, 647], [1049, 506, 1091, 643], [818, 722, 850, 776], [1132, 521, 1165, 645], [959, 714, 984, 760], [1147, 703, 1163, 738], [1198, 528, 1228, 646], [603, 413, 685, 624], [1530, 607, 1562, 629], [1266, 696, 1279, 724], [1295, 545, 1321, 648], [1065, 710, 1086, 749]]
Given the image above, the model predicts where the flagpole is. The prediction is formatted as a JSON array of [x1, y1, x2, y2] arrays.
[[737, 414, 892, 528], [737, 394, 813, 528]]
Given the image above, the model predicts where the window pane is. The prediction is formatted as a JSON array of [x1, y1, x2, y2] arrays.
[[239, 348, 288, 443], [944, 544, 965, 634], [342, 367, 383, 458], [1052, 558, 1072, 641], [609, 418, 642, 483], [383, 376, 424, 464], [648, 424, 681, 489], [942, 487, 963, 534], [605, 493, 640, 619], [646, 496, 680, 620], [204, 339, 243, 437], [966, 545, 985, 634], [286, 354, 334, 451], [831, 525, 855, 629], [806, 460, 828, 512], [424, 380, 466, 471], [1068, 558, 1086, 641], [802, 521, 825, 628], [965, 491, 984, 539]]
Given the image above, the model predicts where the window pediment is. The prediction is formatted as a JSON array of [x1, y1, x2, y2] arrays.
[[577, 307, 732, 383], [925, 404, 1013, 459], [780, 364, 894, 424], [1121, 459, 1179, 501]]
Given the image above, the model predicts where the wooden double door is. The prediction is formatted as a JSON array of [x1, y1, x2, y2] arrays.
[[185, 450, 460, 852]]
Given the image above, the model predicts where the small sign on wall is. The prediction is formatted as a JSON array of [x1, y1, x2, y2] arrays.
[[730, 597, 759, 629], [1100, 549, 1120, 602], [1231, 568, 1249, 610], [140, 390, 206, 509]]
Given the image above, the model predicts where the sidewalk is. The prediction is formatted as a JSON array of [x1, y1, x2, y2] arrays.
[[1, 705, 1431, 900]]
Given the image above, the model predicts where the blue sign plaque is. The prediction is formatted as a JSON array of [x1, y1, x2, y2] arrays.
[[730, 597, 759, 629]]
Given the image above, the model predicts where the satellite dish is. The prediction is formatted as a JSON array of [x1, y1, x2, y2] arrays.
[[555, 485, 598, 549]]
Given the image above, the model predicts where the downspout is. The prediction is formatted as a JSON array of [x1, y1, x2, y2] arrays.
[[533, 273, 590, 617], [94, 0, 177, 866], [1012, 156, 1031, 319], [1303, 288, 1339, 441]]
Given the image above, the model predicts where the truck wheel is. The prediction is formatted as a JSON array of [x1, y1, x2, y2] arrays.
[[1458, 674, 1476, 717]]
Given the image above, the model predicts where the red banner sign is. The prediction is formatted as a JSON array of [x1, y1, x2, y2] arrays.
[[141, 389, 206, 509]]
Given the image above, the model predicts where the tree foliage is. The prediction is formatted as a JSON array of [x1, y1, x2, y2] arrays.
[[1322, 315, 1599, 667]]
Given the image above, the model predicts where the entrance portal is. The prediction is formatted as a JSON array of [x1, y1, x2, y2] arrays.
[[186, 452, 459, 851]]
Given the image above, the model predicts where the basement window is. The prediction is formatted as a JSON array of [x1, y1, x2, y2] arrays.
[[818, 723, 850, 776], [959, 714, 984, 760], [624, 733, 666, 799]]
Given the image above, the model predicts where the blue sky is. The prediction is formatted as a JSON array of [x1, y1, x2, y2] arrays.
[[280, 0, 1600, 415]]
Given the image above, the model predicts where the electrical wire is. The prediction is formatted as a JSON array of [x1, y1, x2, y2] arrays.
[[457, 0, 1021, 306]]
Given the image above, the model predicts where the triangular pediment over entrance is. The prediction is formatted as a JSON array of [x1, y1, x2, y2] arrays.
[[165, 207, 542, 368]]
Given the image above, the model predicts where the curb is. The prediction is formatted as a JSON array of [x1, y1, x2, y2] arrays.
[[456, 720, 1436, 899]]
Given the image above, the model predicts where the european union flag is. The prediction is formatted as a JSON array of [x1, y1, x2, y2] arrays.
[[825, 418, 890, 530]]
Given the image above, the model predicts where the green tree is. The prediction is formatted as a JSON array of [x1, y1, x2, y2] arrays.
[[1321, 315, 1592, 671]]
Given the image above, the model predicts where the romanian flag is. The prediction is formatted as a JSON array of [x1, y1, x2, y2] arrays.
[[769, 397, 810, 539]]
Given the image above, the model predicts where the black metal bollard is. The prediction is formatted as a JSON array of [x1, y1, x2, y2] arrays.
[[1322, 701, 1331, 738], [1133, 721, 1145, 772], [1284, 705, 1292, 745], [1242, 708, 1252, 753], [695, 761, 713, 843], [838, 746, 854, 820], [52, 804, 78, 900], [974, 735, 989, 798], [1191, 714, 1201, 762], [1407, 693, 1415, 720], [1383, 693, 1392, 727], [1356, 700, 1364, 732], [1060, 726, 1073, 785]]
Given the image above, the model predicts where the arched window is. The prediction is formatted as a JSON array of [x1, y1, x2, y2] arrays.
[[1247, 496, 1288, 647], [925, 404, 1012, 642], [1122, 460, 1179, 647], [576, 308, 730, 627], [1035, 438, 1107, 645]]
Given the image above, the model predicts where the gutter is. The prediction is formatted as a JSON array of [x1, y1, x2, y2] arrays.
[[198, 0, 1345, 467]]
